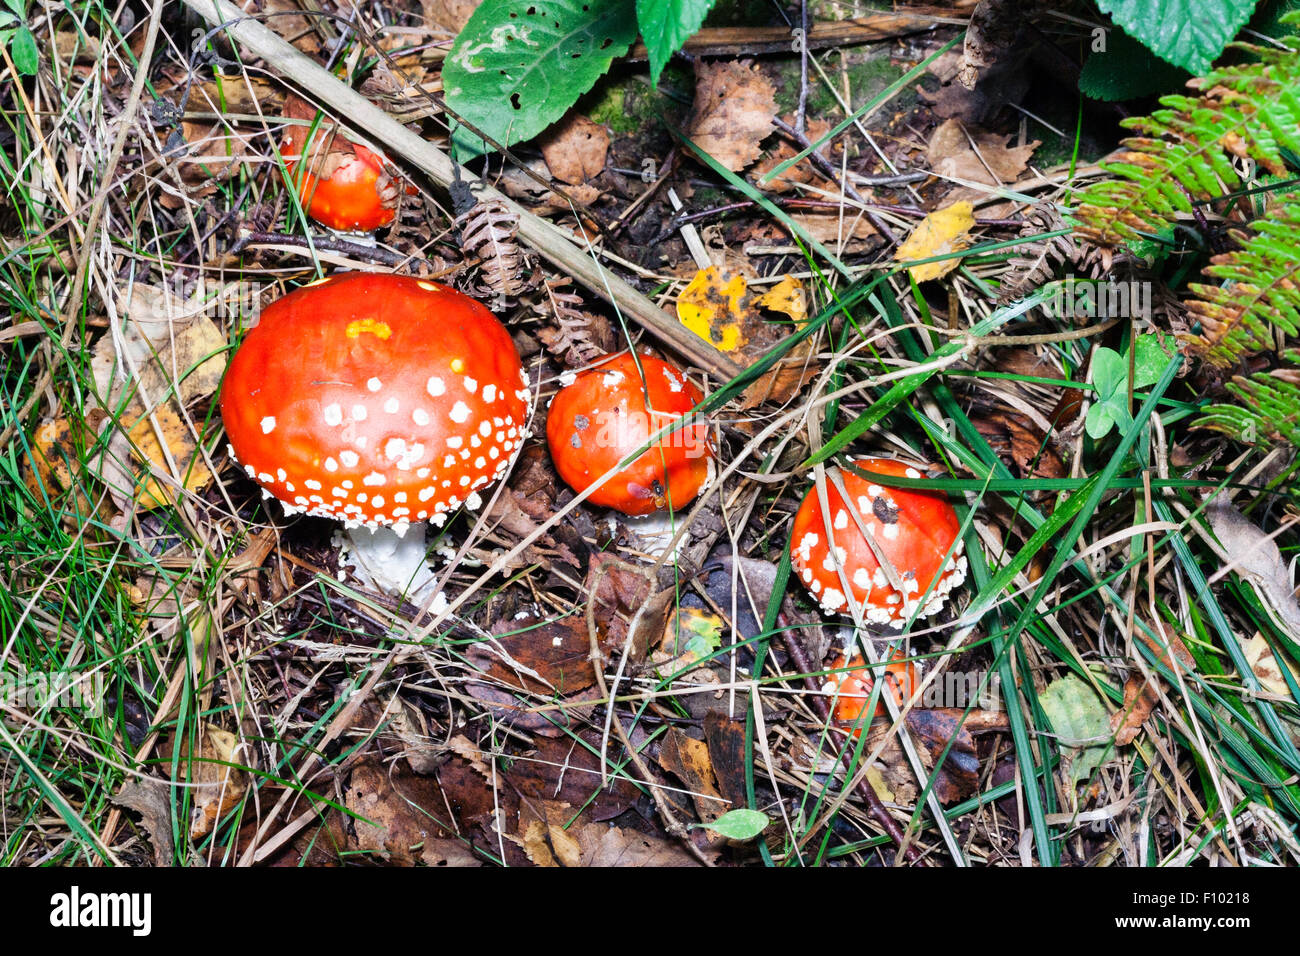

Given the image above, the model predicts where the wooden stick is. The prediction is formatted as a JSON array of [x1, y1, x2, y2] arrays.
[[179, 0, 743, 380], [626, 13, 942, 59]]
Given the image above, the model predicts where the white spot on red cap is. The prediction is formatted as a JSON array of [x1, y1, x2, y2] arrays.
[[363, 472, 385, 486], [323, 404, 342, 426], [463, 377, 477, 394], [482, 384, 497, 403], [412, 408, 429, 426], [383, 397, 399, 414], [324, 457, 338, 472], [340, 450, 360, 467], [352, 404, 368, 421], [427, 376, 445, 397], [367, 377, 382, 392], [260, 416, 276, 434], [450, 401, 470, 423]]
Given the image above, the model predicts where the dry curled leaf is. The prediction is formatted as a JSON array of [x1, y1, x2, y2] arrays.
[[1206, 499, 1300, 643], [1110, 676, 1157, 746], [111, 777, 174, 866], [539, 113, 610, 185], [183, 725, 249, 840], [1243, 634, 1299, 698], [687, 60, 776, 172]]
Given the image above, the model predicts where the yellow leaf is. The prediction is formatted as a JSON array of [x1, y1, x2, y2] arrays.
[[127, 405, 214, 510], [678, 266, 750, 351], [756, 274, 808, 325], [894, 201, 975, 282]]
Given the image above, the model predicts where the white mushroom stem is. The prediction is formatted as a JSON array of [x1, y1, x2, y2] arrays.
[[335, 521, 445, 608]]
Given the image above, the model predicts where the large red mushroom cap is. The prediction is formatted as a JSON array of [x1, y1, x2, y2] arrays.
[[281, 95, 402, 232], [220, 273, 531, 530], [545, 352, 714, 516], [789, 458, 966, 625]]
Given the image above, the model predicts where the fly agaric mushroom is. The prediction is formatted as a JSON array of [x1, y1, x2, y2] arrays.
[[789, 458, 966, 625], [281, 94, 404, 232], [824, 649, 918, 732], [546, 352, 714, 516], [220, 272, 531, 596]]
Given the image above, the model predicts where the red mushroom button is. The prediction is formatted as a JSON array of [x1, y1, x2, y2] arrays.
[[282, 94, 403, 232], [789, 458, 966, 625], [546, 352, 714, 516], [220, 273, 531, 531], [824, 649, 919, 733]]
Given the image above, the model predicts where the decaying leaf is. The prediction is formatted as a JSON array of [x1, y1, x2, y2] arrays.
[[677, 268, 815, 406], [894, 201, 975, 282], [1206, 499, 1300, 644], [539, 113, 610, 185], [1110, 676, 1157, 746], [180, 724, 249, 840], [469, 610, 597, 695], [658, 728, 729, 833], [86, 283, 227, 513], [925, 119, 1038, 214], [1243, 634, 1299, 699], [687, 60, 777, 172], [111, 777, 175, 866], [1039, 675, 1111, 788], [753, 116, 837, 193]]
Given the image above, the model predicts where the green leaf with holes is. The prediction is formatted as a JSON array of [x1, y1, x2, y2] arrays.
[[444, 0, 638, 162]]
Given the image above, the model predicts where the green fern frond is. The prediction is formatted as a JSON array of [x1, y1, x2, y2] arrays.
[[1073, 41, 1300, 246], [1200, 359, 1300, 445], [1186, 198, 1300, 365]]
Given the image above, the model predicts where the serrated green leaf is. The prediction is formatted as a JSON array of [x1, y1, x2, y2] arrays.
[[637, 0, 714, 87], [443, 0, 637, 162], [699, 808, 769, 840], [1079, 28, 1190, 101], [9, 22, 36, 75], [1039, 675, 1111, 786], [1097, 0, 1259, 74]]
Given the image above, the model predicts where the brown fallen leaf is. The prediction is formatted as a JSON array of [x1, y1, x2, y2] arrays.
[[420, 0, 483, 33], [687, 59, 777, 172], [925, 119, 1039, 214], [752, 116, 838, 193], [539, 113, 610, 185], [86, 283, 227, 513], [469, 610, 597, 695], [1111, 676, 1157, 746], [704, 713, 750, 809], [658, 728, 729, 834], [506, 733, 641, 822], [111, 777, 174, 866], [343, 759, 469, 865], [172, 724, 249, 840], [972, 408, 1066, 485], [1206, 499, 1300, 643]]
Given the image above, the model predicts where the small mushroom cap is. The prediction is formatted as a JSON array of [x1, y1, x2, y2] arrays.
[[545, 352, 714, 516], [221, 273, 531, 528], [789, 458, 966, 624], [281, 97, 398, 231], [823, 650, 917, 731]]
